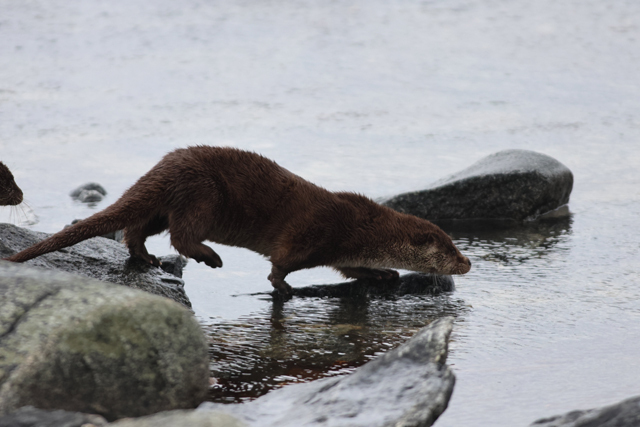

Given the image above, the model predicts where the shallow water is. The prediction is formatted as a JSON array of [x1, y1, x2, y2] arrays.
[[2, 0, 640, 425]]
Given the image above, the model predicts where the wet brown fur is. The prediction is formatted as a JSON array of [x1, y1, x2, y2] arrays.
[[0, 161, 23, 206], [5, 146, 471, 293]]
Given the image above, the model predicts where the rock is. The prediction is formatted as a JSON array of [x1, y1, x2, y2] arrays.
[[70, 183, 107, 203], [530, 395, 640, 427], [383, 149, 573, 222], [158, 255, 188, 279], [289, 273, 454, 298], [0, 262, 209, 421], [0, 223, 191, 308], [200, 317, 456, 427], [74, 189, 104, 203], [0, 406, 108, 427], [109, 410, 246, 427]]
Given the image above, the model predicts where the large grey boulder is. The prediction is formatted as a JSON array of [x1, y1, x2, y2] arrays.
[[200, 317, 456, 427], [530, 395, 640, 427], [0, 262, 209, 421], [0, 223, 191, 308], [383, 150, 573, 222]]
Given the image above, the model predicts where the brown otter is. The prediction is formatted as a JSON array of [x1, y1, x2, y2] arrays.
[[0, 161, 24, 206], [5, 146, 471, 293]]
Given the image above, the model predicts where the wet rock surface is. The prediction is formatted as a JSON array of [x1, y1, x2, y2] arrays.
[[530, 395, 640, 427], [109, 409, 246, 427], [0, 262, 209, 421], [288, 273, 454, 298], [383, 149, 573, 222], [0, 223, 191, 308], [200, 317, 456, 427]]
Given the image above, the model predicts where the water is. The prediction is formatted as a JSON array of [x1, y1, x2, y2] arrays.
[[2, 0, 640, 425]]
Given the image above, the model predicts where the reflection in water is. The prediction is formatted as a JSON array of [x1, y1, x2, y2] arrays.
[[202, 292, 468, 403], [447, 215, 573, 267]]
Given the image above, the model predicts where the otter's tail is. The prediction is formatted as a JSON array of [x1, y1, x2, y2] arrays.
[[5, 192, 158, 263]]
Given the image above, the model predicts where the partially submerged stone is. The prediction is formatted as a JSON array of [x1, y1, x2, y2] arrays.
[[0, 262, 209, 421], [200, 317, 456, 427], [70, 183, 107, 204], [383, 149, 573, 222], [289, 272, 454, 298], [530, 395, 640, 427], [0, 223, 191, 308]]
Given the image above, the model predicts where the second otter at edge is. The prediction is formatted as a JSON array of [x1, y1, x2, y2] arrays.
[[5, 146, 471, 294]]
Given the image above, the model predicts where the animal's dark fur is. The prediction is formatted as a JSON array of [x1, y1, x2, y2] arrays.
[[0, 161, 23, 206], [5, 146, 471, 293]]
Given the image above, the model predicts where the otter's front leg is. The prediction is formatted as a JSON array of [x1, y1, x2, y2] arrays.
[[334, 267, 399, 280], [268, 265, 293, 295]]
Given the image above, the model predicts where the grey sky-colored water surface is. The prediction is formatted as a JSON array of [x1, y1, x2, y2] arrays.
[[1, 0, 640, 425]]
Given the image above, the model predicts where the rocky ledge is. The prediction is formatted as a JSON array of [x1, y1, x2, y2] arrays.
[[383, 149, 573, 223], [0, 223, 190, 308]]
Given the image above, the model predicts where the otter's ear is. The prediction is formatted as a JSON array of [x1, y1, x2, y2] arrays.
[[410, 233, 434, 246]]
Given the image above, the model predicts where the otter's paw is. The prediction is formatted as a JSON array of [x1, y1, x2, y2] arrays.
[[194, 245, 223, 269], [269, 277, 293, 296], [135, 253, 162, 267]]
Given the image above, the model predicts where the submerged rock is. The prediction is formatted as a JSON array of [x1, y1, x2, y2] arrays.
[[530, 395, 640, 427], [0, 223, 191, 308], [289, 272, 454, 298], [0, 262, 209, 421], [200, 317, 456, 427], [383, 149, 573, 222], [70, 183, 107, 203]]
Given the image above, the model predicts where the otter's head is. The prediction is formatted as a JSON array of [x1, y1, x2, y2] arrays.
[[393, 217, 471, 275], [0, 161, 24, 206]]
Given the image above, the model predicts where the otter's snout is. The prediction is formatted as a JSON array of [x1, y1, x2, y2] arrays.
[[9, 189, 23, 206], [459, 256, 472, 274]]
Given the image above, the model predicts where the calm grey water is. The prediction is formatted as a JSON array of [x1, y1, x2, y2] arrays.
[[2, 0, 640, 425]]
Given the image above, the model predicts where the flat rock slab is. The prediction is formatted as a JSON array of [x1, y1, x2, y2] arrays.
[[0, 262, 209, 420], [383, 149, 573, 222], [530, 395, 640, 427], [0, 223, 191, 308], [200, 317, 455, 427], [287, 273, 454, 298]]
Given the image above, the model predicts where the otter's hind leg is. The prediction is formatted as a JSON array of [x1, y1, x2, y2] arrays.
[[124, 214, 168, 266], [168, 212, 222, 269]]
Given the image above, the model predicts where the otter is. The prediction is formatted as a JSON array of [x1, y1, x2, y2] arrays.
[[0, 161, 24, 206], [5, 146, 471, 294]]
